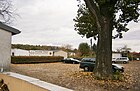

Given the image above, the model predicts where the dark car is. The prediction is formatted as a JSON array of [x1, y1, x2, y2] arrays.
[[80, 58, 124, 73], [61, 58, 81, 64]]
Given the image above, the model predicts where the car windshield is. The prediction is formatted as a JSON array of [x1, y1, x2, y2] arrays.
[[82, 58, 96, 62]]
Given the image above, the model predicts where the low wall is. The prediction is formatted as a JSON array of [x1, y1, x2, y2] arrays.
[[0, 72, 73, 91], [0, 73, 48, 91]]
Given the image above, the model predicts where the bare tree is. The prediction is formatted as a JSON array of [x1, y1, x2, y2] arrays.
[[0, 0, 16, 24], [116, 45, 131, 53], [116, 45, 131, 57]]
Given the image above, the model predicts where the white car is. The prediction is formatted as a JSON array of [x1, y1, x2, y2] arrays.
[[112, 57, 129, 64]]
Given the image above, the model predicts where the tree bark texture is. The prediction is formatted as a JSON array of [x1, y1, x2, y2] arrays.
[[94, 16, 113, 79], [84, 0, 113, 79]]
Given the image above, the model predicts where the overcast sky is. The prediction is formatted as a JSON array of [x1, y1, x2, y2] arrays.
[[12, 0, 140, 52]]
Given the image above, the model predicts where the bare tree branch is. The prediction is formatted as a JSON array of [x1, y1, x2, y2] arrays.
[[0, 0, 16, 24]]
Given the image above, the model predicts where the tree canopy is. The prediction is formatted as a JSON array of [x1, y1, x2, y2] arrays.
[[74, 0, 140, 39], [74, 4, 98, 39], [78, 42, 90, 56]]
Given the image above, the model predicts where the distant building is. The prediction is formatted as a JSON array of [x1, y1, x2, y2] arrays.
[[68, 52, 76, 57], [0, 22, 20, 71], [112, 52, 122, 58], [11, 49, 68, 58], [53, 50, 67, 58], [11, 49, 29, 56], [29, 50, 52, 56]]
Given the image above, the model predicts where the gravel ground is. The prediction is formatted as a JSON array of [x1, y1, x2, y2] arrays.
[[10, 61, 140, 91]]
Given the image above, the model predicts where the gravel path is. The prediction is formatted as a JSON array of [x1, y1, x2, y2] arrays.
[[10, 61, 140, 91]]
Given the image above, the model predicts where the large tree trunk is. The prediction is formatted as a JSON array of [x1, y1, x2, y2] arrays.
[[94, 16, 113, 79], [84, 0, 114, 79]]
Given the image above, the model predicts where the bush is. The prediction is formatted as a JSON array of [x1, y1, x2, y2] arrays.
[[112, 70, 124, 81], [11, 56, 64, 64], [128, 57, 136, 61]]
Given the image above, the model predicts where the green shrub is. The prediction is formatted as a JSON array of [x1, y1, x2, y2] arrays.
[[112, 70, 124, 81], [11, 56, 64, 64]]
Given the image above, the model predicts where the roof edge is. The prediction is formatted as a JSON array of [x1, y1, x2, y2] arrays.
[[0, 22, 21, 35]]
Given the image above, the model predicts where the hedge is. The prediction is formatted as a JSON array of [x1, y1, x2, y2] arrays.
[[11, 56, 64, 64]]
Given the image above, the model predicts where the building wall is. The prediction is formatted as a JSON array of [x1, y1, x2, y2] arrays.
[[54, 50, 67, 58], [112, 53, 122, 58], [68, 52, 75, 57], [12, 49, 68, 58], [0, 29, 11, 71], [47, 51, 54, 56], [11, 49, 29, 56], [29, 50, 49, 56]]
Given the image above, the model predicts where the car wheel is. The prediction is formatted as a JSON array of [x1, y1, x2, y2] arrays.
[[123, 61, 127, 64], [112, 61, 115, 63], [73, 61, 75, 64], [84, 66, 89, 72]]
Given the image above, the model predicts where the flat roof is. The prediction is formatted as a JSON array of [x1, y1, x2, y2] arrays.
[[0, 22, 21, 35]]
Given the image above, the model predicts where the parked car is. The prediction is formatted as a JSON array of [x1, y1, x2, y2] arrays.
[[61, 58, 81, 64], [80, 58, 124, 72], [112, 57, 129, 64], [81, 58, 96, 62]]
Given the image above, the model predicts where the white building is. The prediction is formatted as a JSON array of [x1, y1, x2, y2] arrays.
[[29, 50, 51, 56], [11, 49, 29, 56], [29, 50, 68, 58], [112, 52, 122, 58], [12, 49, 68, 58], [68, 52, 76, 57], [0, 22, 20, 71], [53, 50, 67, 58]]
